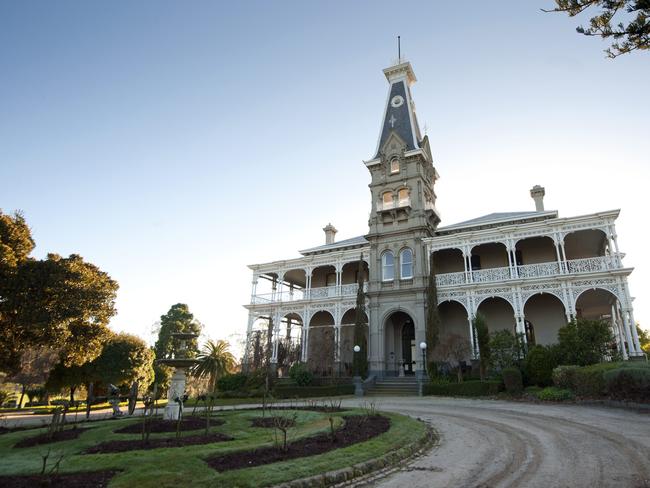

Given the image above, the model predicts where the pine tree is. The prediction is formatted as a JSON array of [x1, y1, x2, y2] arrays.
[[425, 253, 441, 366], [353, 255, 368, 378]]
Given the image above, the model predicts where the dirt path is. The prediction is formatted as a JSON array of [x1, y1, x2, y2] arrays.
[[345, 397, 650, 488]]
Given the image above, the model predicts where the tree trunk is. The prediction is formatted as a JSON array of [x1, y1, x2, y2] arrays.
[[457, 367, 463, 384], [17, 384, 26, 409], [70, 385, 76, 404]]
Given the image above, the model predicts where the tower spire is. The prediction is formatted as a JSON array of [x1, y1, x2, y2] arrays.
[[398, 35, 401, 63]]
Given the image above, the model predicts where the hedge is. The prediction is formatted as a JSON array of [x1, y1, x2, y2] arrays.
[[273, 384, 355, 399], [502, 367, 523, 394], [603, 367, 650, 402], [552, 362, 650, 399], [423, 380, 502, 397]]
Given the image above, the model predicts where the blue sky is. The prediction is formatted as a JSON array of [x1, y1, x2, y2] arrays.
[[1, 1, 648, 353]]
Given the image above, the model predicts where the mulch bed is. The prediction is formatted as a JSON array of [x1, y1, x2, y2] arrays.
[[84, 432, 233, 454], [114, 416, 224, 434], [13, 428, 86, 448], [251, 416, 297, 428], [207, 415, 390, 472], [0, 470, 116, 488]]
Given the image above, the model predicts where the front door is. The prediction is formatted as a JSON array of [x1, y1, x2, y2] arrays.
[[401, 321, 415, 375]]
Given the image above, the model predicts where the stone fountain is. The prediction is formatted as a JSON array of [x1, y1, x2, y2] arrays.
[[156, 332, 199, 420]]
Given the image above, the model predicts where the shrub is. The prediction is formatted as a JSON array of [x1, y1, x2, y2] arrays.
[[502, 367, 523, 395], [572, 362, 620, 397], [423, 379, 502, 397], [603, 367, 650, 402], [552, 365, 579, 389], [288, 363, 313, 387], [489, 330, 521, 371], [536, 387, 574, 402], [216, 373, 248, 392], [556, 319, 615, 366], [245, 370, 267, 390], [525, 345, 557, 387]]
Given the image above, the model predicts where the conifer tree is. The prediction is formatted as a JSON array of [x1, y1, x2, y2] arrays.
[[425, 253, 441, 365], [353, 255, 368, 378]]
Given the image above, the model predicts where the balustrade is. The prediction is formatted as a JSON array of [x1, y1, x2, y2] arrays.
[[250, 282, 366, 304], [566, 256, 616, 274], [517, 262, 560, 278]]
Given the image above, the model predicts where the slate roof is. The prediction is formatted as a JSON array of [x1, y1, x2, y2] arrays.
[[437, 211, 558, 233], [299, 235, 369, 255], [375, 80, 419, 158]]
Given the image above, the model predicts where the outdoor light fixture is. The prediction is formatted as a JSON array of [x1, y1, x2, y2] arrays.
[[353, 345, 361, 353], [419, 342, 427, 350], [353, 345, 363, 396], [419, 342, 427, 379]]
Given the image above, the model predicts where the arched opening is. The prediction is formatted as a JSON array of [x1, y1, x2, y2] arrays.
[[340, 260, 369, 286], [523, 294, 567, 346], [471, 242, 510, 283], [307, 311, 335, 376], [564, 229, 608, 260], [245, 316, 274, 371], [433, 248, 464, 274], [339, 308, 368, 376], [277, 313, 303, 377], [476, 297, 516, 334], [282, 269, 306, 301], [384, 311, 416, 376], [438, 301, 471, 345], [575, 288, 624, 357], [310, 265, 336, 298], [515, 235, 557, 270]]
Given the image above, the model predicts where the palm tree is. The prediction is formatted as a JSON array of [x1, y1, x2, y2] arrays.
[[191, 339, 236, 392]]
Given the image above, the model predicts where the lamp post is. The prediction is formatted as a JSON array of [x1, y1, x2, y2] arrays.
[[353, 345, 363, 396], [418, 342, 427, 397]]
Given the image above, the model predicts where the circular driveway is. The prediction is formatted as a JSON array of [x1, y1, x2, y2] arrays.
[[341, 397, 650, 488]]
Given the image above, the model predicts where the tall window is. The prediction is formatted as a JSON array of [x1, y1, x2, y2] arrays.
[[390, 158, 400, 174], [382, 251, 394, 281], [398, 188, 410, 207], [382, 191, 394, 210], [400, 248, 413, 279]]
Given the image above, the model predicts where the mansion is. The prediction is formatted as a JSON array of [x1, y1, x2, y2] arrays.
[[243, 60, 644, 379]]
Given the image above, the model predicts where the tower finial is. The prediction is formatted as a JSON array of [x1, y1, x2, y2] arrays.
[[398, 35, 401, 63]]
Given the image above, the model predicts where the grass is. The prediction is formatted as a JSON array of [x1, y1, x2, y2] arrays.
[[0, 407, 426, 487]]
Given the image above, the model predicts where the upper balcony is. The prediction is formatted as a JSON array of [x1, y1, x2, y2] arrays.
[[436, 255, 621, 287], [431, 226, 627, 288], [251, 282, 368, 305]]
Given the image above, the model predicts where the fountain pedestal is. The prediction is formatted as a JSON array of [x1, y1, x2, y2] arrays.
[[163, 368, 187, 420]]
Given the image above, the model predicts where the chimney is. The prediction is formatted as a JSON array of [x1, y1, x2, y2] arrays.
[[530, 185, 545, 212], [323, 223, 337, 245]]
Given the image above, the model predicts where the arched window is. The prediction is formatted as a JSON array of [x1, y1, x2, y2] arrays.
[[382, 191, 394, 210], [382, 251, 394, 281], [400, 248, 413, 279], [398, 188, 410, 207], [390, 158, 400, 174]]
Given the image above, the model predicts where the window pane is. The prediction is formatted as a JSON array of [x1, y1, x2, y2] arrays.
[[401, 249, 413, 278], [382, 252, 394, 281], [390, 159, 399, 173], [398, 189, 409, 206], [382, 192, 394, 209]]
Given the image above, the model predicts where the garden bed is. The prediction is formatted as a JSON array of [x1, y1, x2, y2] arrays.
[[0, 470, 116, 487], [207, 415, 390, 472], [113, 416, 224, 434], [13, 428, 87, 448], [84, 432, 233, 454]]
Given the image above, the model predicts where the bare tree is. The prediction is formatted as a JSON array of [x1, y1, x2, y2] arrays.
[[433, 334, 471, 383]]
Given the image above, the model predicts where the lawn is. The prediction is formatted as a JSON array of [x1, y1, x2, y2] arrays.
[[0, 407, 427, 487]]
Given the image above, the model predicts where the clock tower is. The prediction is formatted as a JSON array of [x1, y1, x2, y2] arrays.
[[364, 60, 441, 378]]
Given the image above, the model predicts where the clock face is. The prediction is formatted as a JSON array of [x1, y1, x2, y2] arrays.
[[391, 95, 404, 108]]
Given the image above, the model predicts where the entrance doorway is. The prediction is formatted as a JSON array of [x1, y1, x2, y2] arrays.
[[401, 321, 415, 375]]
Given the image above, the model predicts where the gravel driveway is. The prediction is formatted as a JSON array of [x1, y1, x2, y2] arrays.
[[342, 396, 650, 488]]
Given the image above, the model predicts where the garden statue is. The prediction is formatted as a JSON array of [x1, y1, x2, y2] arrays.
[[108, 384, 123, 417], [127, 381, 138, 415]]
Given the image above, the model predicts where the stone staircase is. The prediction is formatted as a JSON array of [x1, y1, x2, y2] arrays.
[[365, 376, 419, 396]]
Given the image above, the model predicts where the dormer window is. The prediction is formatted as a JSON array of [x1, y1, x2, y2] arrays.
[[390, 158, 400, 174]]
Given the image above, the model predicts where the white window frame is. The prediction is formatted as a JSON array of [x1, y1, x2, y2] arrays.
[[400, 248, 413, 279], [382, 251, 395, 282]]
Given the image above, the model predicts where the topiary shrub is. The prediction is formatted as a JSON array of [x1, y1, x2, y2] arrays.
[[288, 363, 313, 387], [552, 365, 580, 390], [216, 373, 248, 392], [525, 345, 556, 387], [536, 386, 574, 402], [603, 367, 650, 402], [502, 367, 523, 395]]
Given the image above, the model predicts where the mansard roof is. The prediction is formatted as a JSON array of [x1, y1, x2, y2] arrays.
[[299, 235, 369, 255], [436, 210, 558, 235]]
